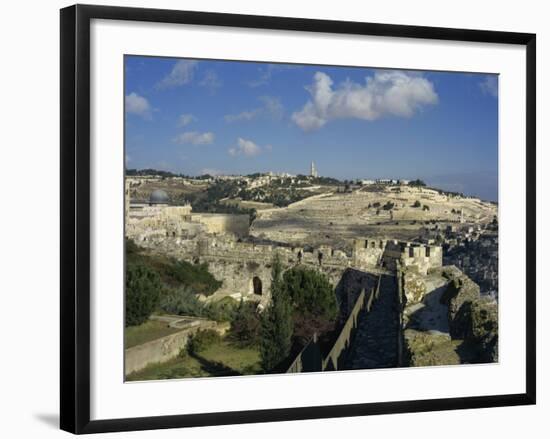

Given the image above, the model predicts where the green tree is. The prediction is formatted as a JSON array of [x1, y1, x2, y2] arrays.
[[282, 267, 337, 321], [230, 300, 261, 346], [409, 179, 427, 187], [260, 255, 293, 372], [125, 263, 162, 327], [282, 266, 338, 344]]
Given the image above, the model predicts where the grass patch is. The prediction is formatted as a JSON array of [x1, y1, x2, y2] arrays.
[[126, 340, 262, 381], [200, 341, 262, 375], [126, 353, 207, 381], [125, 320, 181, 349]]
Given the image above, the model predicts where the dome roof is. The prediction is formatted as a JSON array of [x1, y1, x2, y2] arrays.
[[149, 189, 170, 204]]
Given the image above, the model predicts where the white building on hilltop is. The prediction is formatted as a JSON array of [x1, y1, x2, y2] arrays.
[[310, 161, 318, 178]]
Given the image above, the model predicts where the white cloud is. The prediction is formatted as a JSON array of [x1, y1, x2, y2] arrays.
[[247, 64, 298, 87], [224, 96, 283, 123], [200, 70, 222, 93], [156, 60, 198, 89], [224, 109, 262, 123], [292, 71, 438, 131], [479, 75, 498, 98], [229, 137, 261, 157], [178, 113, 196, 127], [125, 92, 151, 119], [259, 96, 284, 120], [173, 131, 215, 145]]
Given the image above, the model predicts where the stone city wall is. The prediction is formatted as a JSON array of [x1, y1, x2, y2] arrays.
[[132, 233, 438, 304], [191, 213, 249, 238]]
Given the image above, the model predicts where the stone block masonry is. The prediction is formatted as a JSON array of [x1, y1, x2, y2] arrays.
[[125, 319, 229, 376]]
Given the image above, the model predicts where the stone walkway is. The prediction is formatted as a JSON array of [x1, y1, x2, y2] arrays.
[[343, 274, 399, 370]]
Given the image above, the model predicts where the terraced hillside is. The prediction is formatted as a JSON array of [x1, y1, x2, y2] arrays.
[[251, 186, 497, 248]]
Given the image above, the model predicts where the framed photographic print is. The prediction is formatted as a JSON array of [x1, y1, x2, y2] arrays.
[[60, 4, 536, 434]]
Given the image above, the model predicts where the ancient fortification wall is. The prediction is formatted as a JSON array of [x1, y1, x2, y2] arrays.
[[191, 213, 249, 238], [127, 203, 249, 241], [134, 233, 440, 305]]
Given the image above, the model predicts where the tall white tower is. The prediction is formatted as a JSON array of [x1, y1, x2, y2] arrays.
[[310, 161, 318, 178]]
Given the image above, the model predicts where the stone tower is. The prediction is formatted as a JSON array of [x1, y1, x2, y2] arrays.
[[310, 161, 318, 178]]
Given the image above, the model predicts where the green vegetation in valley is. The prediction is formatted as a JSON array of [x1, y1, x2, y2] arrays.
[[125, 239, 237, 345], [126, 338, 262, 381], [124, 320, 182, 349], [260, 259, 339, 372], [126, 238, 221, 296]]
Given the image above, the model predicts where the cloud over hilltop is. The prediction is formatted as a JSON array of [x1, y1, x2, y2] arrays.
[[292, 71, 438, 131], [228, 137, 262, 157]]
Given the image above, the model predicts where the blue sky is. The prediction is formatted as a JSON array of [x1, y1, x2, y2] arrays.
[[125, 56, 498, 201]]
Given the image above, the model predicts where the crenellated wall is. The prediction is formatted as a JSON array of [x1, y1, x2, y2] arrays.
[[131, 232, 440, 305]]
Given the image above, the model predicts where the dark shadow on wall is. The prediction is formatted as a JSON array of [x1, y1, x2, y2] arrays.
[[334, 268, 377, 317]]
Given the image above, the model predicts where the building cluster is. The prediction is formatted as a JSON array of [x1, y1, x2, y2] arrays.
[[125, 187, 249, 242], [360, 179, 410, 185], [419, 220, 498, 298]]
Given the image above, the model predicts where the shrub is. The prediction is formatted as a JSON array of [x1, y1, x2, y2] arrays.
[[126, 241, 221, 296], [164, 260, 222, 296], [187, 329, 221, 355], [382, 201, 395, 210], [126, 238, 141, 256], [159, 286, 204, 316], [229, 300, 261, 346], [423, 205, 430, 211], [125, 263, 162, 327], [282, 267, 338, 321], [412, 200, 421, 208], [203, 297, 239, 322]]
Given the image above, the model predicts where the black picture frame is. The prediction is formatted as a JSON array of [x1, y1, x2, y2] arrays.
[[60, 4, 536, 434]]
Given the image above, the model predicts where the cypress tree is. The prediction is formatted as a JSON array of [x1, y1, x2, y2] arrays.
[[260, 254, 293, 372], [125, 263, 162, 327]]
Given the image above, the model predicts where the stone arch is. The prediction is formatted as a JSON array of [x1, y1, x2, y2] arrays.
[[252, 276, 263, 296]]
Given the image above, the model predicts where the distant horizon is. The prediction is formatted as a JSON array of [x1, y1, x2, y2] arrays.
[[125, 56, 498, 202], [126, 166, 498, 202]]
